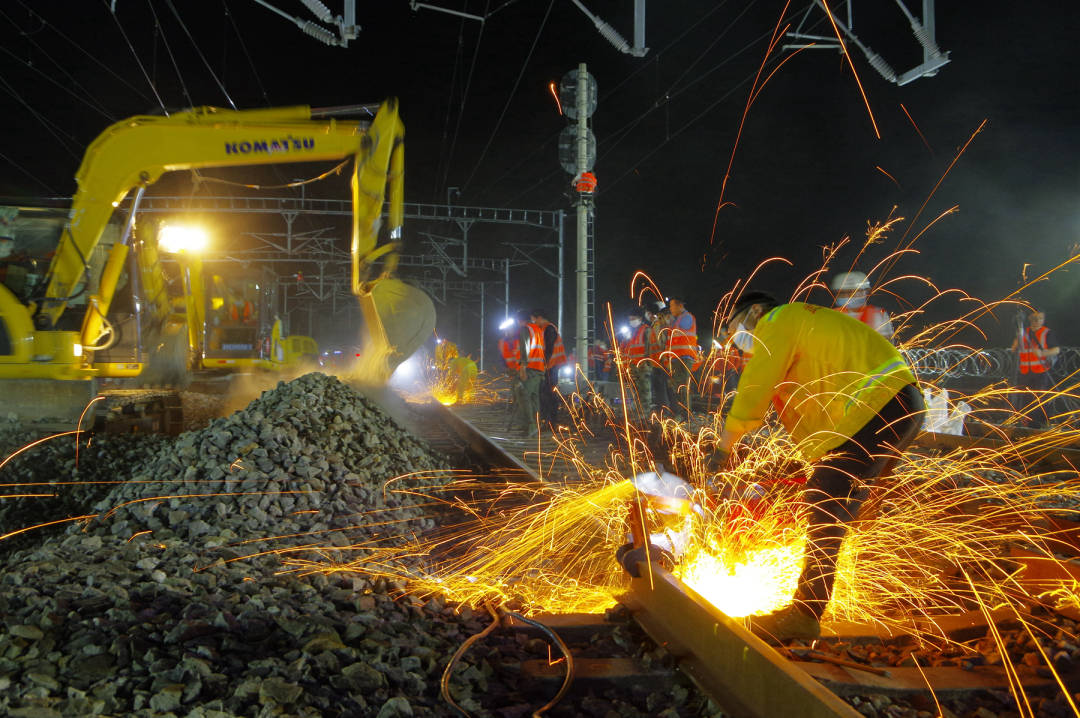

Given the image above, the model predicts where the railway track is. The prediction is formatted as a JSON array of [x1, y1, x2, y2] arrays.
[[423, 400, 1079, 718]]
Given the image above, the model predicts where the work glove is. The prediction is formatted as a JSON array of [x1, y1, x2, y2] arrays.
[[615, 542, 675, 578]]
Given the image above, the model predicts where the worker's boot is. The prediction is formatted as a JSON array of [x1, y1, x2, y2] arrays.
[[748, 604, 821, 642]]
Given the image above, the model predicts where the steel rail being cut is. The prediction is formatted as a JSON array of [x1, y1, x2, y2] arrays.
[[621, 560, 862, 718]]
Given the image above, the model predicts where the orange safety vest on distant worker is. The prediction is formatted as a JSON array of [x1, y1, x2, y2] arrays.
[[524, 323, 547, 371], [1019, 326, 1050, 374], [621, 323, 649, 365], [668, 310, 701, 369], [546, 324, 567, 369], [499, 338, 520, 371]]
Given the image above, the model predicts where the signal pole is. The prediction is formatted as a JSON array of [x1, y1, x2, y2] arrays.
[[575, 62, 590, 378]]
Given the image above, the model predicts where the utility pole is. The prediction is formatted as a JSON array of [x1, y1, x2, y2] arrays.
[[559, 64, 597, 376], [575, 63, 589, 378]]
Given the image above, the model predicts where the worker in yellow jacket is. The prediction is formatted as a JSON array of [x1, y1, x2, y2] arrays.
[[715, 291, 922, 640]]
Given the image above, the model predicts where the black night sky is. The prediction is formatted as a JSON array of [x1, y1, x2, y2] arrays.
[[1, 1, 1077, 361]]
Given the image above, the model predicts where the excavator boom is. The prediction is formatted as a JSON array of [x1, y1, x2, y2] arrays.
[[0, 98, 435, 422]]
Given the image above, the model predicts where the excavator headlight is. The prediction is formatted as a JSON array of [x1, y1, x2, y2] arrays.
[[73, 343, 83, 358], [159, 225, 209, 254]]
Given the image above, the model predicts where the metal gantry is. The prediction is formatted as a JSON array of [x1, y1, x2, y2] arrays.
[[121, 195, 566, 363], [783, 0, 950, 86]]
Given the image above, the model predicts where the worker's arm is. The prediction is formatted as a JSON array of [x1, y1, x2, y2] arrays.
[[875, 308, 895, 342], [718, 312, 794, 453], [1040, 330, 1060, 359], [518, 326, 530, 378]]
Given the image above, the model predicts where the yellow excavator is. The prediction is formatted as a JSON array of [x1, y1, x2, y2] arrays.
[[0, 99, 435, 421]]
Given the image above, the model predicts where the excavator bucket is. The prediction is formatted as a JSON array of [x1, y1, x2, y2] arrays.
[[356, 278, 436, 381]]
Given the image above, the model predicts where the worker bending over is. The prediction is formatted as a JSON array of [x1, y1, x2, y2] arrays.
[[715, 291, 923, 640]]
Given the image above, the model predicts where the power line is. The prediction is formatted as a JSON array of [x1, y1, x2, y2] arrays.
[[432, 8, 468, 201], [221, 0, 272, 105], [475, 1, 750, 203], [100, 0, 167, 112], [0, 39, 116, 123], [144, 0, 194, 108], [459, 0, 555, 195], [0, 149, 59, 194], [16, 0, 152, 105], [439, 0, 491, 198], [165, 0, 238, 109], [0, 73, 83, 160]]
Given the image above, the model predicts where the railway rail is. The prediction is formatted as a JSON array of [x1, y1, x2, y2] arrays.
[[428, 400, 1080, 718]]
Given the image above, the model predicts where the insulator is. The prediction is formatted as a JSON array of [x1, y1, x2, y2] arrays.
[[594, 18, 630, 54], [909, 21, 942, 57], [300, 20, 338, 46], [866, 51, 897, 82], [301, 0, 334, 22]]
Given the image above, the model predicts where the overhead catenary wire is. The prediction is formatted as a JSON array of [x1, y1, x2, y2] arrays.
[[13, 0, 152, 105], [438, 0, 491, 199], [100, 0, 168, 113], [164, 0, 238, 109], [221, 0, 272, 106], [0, 7, 121, 122], [0, 150, 58, 194], [144, 0, 194, 109], [481, 1, 777, 206], [458, 0, 556, 196], [0, 42, 116, 126], [432, 9, 469, 201], [0, 74, 83, 160]]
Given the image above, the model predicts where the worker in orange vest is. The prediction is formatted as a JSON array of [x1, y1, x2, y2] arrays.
[[618, 307, 652, 415], [515, 310, 546, 437], [530, 309, 566, 427], [666, 296, 700, 414], [1009, 309, 1060, 427], [831, 271, 894, 342]]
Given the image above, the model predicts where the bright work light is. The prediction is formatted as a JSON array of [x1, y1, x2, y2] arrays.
[[159, 225, 209, 254]]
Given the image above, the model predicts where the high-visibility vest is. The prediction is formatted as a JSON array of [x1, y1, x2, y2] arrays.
[[546, 324, 567, 369], [621, 323, 649, 364], [499, 338, 520, 371], [668, 311, 698, 358], [524, 323, 547, 371], [1019, 326, 1050, 374]]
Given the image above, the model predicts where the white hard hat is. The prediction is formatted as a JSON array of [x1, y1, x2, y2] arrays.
[[831, 271, 870, 292]]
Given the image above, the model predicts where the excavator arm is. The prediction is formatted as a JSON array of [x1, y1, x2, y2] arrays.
[[2, 96, 432, 412], [40, 100, 405, 340]]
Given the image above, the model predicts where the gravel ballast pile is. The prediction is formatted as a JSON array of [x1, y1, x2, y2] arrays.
[[0, 373, 498, 717]]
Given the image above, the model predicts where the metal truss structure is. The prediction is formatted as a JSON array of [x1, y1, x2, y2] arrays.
[[784, 0, 949, 86], [119, 195, 566, 366]]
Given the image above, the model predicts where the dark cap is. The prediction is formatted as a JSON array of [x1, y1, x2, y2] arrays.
[[729, 290, 779, 319], [628, 307, 644, 319]]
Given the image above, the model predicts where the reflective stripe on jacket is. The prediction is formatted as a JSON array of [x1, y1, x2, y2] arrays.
[[1019, 326, 1050, 374], [621, 323, 649, 363], [725, 303, 917, 461], [499, 338, 520, 371], [546, 324, 567, 369], [668, 311, 698, 359], [524, 323, 546, 371]]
